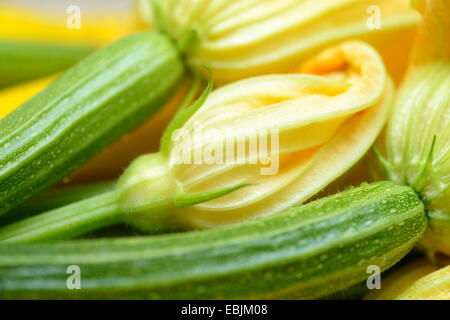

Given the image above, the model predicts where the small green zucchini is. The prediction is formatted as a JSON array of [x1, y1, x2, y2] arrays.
[[0, 31, 184, 215], [0, 182, 426, 299], [0, 40, 94, 89]]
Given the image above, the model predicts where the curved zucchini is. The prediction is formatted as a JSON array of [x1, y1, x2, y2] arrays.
[[0, 40, 94, 89], [0, 31, 184, 216], [0, 182, 426, 299]]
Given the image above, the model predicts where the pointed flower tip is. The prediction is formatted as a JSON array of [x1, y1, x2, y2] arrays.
[[161, 66, 213, 155], [177, 28, 199, 54], [411, 134, 437, 190], [372, 146, 396, 182]]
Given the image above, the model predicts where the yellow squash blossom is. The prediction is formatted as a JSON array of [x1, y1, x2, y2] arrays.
[[364, 257, 439, 300], [0, 41, 393, 238], [146, 0, 420, 84], [373, 0, 450, 256], [118, 41, 394, 230], [364, 256, 450, 300], [394, 265, 450, 300], [0, 73, 371, 191]]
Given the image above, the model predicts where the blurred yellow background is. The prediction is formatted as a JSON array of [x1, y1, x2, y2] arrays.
[[0, 0, 143, 45]]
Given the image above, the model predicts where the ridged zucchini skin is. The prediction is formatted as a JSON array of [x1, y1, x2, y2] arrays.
[[0, 182, 426, 299], [0, 40, 94, 89], [0, 31, 183, 215]]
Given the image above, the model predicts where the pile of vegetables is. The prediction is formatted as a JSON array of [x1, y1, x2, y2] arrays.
[[0, 0, 448, 300]]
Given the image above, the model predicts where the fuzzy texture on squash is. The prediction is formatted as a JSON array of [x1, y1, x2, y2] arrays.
[[0, 182, 426, 299]]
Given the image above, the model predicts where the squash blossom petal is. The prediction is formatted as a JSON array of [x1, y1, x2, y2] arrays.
[[394, 264, 450, 300], [146, 0, 420, 84], [363, 256, 450, 300], [118, 41, 394, 231], [374, 0, 450, 256]]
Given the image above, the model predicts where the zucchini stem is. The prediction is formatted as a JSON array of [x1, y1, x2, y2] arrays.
[[0, 180, 116, 227], [0, 191, 122, 243], [0, 151, 252, 243]]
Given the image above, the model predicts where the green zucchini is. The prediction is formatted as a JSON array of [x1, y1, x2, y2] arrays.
[[0, 182, 426, 299], [0, 31, 184, 216], [0, 40, 94, 89]]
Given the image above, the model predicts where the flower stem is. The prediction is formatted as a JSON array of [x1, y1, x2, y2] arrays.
[[0, 180, 116, 227], [0, 191, 122, 243]]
